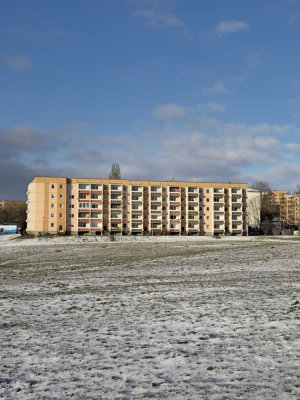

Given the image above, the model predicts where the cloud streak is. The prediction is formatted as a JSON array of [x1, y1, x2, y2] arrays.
[[5, 55, 32, 71], [214, 21, 249, 35]]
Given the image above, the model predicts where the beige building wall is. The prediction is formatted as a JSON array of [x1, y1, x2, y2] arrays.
[[27, 177, 248, 236]]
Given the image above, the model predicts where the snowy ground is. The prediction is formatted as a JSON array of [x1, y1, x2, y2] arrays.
[[0, 236, 299, 399]]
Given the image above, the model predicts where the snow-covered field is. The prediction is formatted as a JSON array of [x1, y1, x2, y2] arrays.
[[0, 236, 299, 399]]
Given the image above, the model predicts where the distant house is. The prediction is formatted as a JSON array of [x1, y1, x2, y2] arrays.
[[0, 225, 19, 235]]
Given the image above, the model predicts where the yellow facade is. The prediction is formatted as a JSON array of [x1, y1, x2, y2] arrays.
[[27, 177, 248, 236]]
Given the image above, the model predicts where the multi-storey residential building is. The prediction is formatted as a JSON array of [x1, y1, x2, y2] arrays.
[[26, 177, 248, 236]]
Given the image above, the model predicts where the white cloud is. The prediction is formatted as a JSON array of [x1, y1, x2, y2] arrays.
[[203, 81, 229, 95], [5, 55, 32, 71], [131, 9, 182, 28], [206, 102, 225, 113], [153, 103, 187, 119], [285, 142, 300, 151], [214, 20, 249, 35]]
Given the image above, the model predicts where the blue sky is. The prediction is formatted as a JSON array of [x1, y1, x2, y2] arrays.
[[1, 0, 300, 198]]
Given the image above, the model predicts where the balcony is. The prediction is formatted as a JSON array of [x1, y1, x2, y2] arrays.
[[131, 186, 143, 193], [151, 186, 162, 193], [131, 195, 143, 202], [214, 197, 224, 204], [151, 216, 162, 222], [213, 188, 224, 195], [231, 198, 242, 205], [214, 224, 225, 232], [91, 184, 102, 191], [231, 188, 242, 196], [214, 207, 224, 213], [110, 185, 122, 192]]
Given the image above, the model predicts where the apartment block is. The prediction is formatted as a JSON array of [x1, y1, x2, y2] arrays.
[[27, 177, 248, 236]]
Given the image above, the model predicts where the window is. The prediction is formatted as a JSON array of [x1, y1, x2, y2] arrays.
[[215, 215, 220, 220], [79, 202, 89, 208], [59, 194, 63, 199], [206, 189, 209, 193], [170, 196, 177, 201], [91, 203, 100, 209], [91, 184, 100, 190], [51, 213, 54, 218], [151, 187, 158, 192], [68, 195, 74, 199], [123, 223, 127, 228], [79, 184, 89, 190], [59, 204, 63, 208], [232, 215, 237, 221], [51, 184, 55, 189], [50, 194, 55, 199], [79, 222, 87, 227], [59, 185, 63, 189], [170, 215, 177, 220], [206, 216, 209, 220], [91, 213, 100, 218], [79, 213, 87, 218], [69, 204, 74, 209], [111, 185, 119, 190], [59, 213, 63, 218], [214, 224, 220, 229], [132, 195, 139, 201], [232, 224, 238, 229], [206, 198, 209, 202], [68, 214, 74, 218], [51, 223, 54, 228], [132, 186, 140, 191], [206, 207, 209, 211], [51, 203, 55, 208]]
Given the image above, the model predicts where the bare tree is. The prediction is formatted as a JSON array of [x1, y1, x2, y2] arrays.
[[109, 163, 121, 179], [295, 184, 300, 194], [250, 181, 280, 233]]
